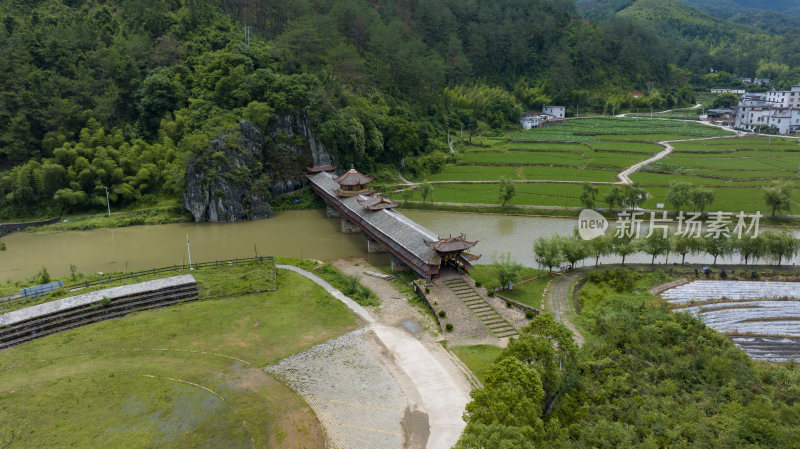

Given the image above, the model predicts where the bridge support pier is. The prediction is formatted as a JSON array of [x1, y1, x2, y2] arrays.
[[390, 255, 410, 273], [366, 237, 388, 254], [326, 205, 341, 218], [341, 217, 361, 234]]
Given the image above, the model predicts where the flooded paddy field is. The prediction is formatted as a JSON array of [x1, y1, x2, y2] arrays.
[[662, 281, 800, 362]]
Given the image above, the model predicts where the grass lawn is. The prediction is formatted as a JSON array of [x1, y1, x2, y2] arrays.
[[0, 267, 359, 448], [450, 345, 504, 382], [470, 264, 552, 309]]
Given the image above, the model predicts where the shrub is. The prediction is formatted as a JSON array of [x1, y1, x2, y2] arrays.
[[525, 310, 535, 319], [438, 310, 446, 318], [487, 291, 495, 297], [446, 323, 454, 331], [36, 267, 51, 284], [506, 300, 512, 308], [475, 281, 482, 287], [425, 287, 430, 293]]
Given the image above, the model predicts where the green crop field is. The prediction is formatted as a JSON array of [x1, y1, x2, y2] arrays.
[[0, 267, 359, 448], [405, 118, 800, 216]]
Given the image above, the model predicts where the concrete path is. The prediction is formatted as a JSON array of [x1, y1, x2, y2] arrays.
[[275, 265, 471, 449]]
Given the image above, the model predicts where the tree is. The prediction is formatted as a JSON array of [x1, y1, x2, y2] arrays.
[[419, 181, 433, 203], [534, 236, 564, 273], [622, 183, 646, 210], [690, 187, 715, 214], [604, 185, 622, 210], [641, 231, 670, 264], [666, 181, 692, 212], [763, 181, 792, 217], [580, 182, 598, 209], [494, 252, 522, 289], [674, 233, 701, 264], [463, 357, 545, 433], [502, 314, 576, 401], [559, 233, 589, 268], [763, 230, 800, 266], [703, 234, 731, 264], [498, 177, 516, 207], [711, 92, 740, 108], [588, 234, 613, 266], [734, 234, 767, 265], [612, 234, 639, 265]]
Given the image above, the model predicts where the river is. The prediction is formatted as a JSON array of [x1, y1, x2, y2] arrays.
[[2, 209, 798, 281]]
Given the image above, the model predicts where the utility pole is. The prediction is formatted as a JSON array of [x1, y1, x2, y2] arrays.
[[103, 186, 111, 217], [186, 233, 193, 271]]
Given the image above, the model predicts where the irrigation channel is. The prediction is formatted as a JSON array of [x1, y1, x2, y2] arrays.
[[3, 208, 800, 282]]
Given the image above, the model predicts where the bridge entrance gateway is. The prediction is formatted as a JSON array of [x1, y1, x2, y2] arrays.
[[307, 165, 481, 280]]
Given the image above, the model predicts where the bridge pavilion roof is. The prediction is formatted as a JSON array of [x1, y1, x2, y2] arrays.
[[334, 166, 373, 186]]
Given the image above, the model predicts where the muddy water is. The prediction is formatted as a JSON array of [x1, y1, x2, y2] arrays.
[[3, 208, 799, 282], [1, 209, 387, 281]]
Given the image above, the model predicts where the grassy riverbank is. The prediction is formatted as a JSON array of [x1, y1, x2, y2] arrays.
[[469, 264, 552, 309], [0, 266, 359, 448]]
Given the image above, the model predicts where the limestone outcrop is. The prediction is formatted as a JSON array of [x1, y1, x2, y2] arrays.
[[183, 116, 333, 223]]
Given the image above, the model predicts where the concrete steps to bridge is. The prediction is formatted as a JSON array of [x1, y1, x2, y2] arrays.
[[443, 278, 518, 338]]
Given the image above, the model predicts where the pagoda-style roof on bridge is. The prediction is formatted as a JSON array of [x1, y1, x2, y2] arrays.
[[335, 166, 373, 186], [357, 195, 399, 211], [425, 234, 478, 253]]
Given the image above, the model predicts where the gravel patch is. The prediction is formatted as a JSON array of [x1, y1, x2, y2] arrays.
[[266, 329, 408, 449]]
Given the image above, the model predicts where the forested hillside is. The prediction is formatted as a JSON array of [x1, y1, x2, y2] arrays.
[[0, 0, 795, 220]]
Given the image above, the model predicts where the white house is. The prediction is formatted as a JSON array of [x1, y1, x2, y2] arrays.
[[543, 105, 565, 119], [520, 114, 540, 130]]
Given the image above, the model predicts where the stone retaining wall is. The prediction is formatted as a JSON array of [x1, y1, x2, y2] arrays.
[[495, 294, 540, 316], [0, 216, 60, 236], [649, 278, 690, 296]]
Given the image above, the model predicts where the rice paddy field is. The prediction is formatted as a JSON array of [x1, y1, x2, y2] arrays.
[[407, 117, 800, 214]]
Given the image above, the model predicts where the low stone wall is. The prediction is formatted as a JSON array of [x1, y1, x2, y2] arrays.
[[412, 280, 436, 315], [649, 278, 690, 296], [495, 294, 540, 316], [0, 216, 60, 236]]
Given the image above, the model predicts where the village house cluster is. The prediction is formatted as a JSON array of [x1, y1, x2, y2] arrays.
[[519, 105, 566, 129], [734, 84, 800, 134]]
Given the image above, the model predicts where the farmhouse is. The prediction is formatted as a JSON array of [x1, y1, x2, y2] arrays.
[[519, 106, 566, 129], [543, 105, 565, 119]]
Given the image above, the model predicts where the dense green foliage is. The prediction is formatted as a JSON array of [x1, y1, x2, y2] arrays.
[[458, 269, 800, 448], [0, 0, 746, 219]]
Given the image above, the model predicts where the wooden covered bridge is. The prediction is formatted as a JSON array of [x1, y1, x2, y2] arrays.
[[307, 165, 480, 280]]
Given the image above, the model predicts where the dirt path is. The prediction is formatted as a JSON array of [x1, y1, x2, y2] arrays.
[[277, 263, 473, 449], [544, 271, 585, 346]]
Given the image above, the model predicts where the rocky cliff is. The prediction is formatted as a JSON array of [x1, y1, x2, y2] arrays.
[[183, 116, 334, 223]]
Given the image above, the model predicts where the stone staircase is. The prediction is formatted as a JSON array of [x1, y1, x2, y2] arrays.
[[443, 278, 518, 338]]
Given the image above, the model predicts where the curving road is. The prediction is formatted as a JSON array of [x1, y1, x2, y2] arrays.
[[544, 271, 585, 346]]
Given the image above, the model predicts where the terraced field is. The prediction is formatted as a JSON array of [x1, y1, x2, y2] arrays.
[[631, 136, 800, 213], [405, 117, 800, 215], [407, 117, 735, 208], [663, 280, 800, 362]]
